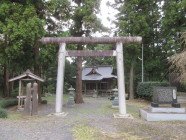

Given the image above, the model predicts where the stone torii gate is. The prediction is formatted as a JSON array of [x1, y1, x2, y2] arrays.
[[40, 37, 142, 118]]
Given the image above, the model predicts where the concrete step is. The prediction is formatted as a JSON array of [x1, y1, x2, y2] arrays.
[[177, 96, 186, 103]]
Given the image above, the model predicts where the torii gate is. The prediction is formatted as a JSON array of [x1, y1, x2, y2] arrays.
[[40, 37, 142, 118]]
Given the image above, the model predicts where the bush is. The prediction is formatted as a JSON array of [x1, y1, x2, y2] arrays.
[[41, 100, 47, 104], [0, 108, 8, 118], [137, 82, 169, 100], [0, 99, 18, 108], [10, 88, 19, 98]]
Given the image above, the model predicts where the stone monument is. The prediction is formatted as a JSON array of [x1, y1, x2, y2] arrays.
[[140, 87, 186, 121], [24, 82, 38, 116], [151, 87, 180, 108]]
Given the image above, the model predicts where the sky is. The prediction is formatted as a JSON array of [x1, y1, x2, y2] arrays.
[[96, 0, 118, 37]]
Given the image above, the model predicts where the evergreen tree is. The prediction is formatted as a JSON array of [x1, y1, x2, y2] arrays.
[[114, 0, 162, 98], [70, 0, 104, 103], [161, 0, 186, 54], [0, 1, 45, 96]]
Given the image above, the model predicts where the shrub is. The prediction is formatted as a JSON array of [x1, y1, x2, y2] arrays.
[[10, 88, 19, 98], [0, 99, 18, 108], [41, 100, 47, 104], [137, 82, 169, 100], [0, 108, 8, 118]]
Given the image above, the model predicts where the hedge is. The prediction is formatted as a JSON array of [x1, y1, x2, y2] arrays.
[[0, 99, 18, 108], [0, 99, 18, 118], [41, 100, 47, 104], [137, 82, 169, 100], [0, 108, 8, 118]]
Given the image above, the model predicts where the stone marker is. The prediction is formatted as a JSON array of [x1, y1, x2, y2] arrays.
[[24, 83, 32, 115], [24, 82, 39, 115], [151, 87, 180, 108], [140, 86, 186, 121], [32, 82, 38, 115]]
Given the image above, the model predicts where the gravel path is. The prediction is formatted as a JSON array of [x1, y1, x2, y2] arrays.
[[0, 97, 186, 140]]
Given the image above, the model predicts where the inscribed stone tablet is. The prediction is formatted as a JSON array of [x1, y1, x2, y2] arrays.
[[156, 89, 172, 103]]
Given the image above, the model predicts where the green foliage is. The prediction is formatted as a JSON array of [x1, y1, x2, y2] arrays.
[[161, 0, 186, 53], [70, 0, 105, 36], [177, 82, 186, 93], [0, 108, 8, 118], [41, 100, 47, 104], [0, 99, 18, 108], [10, 88, 19, 98], [0, 2, 45, 73], [84, 44, 116, 67], [137, 82, 169, 99]]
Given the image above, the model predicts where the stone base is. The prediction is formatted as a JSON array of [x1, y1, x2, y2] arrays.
[[112, 105, 119, 108], [92, 94, 98, 98], [178, 96, 186, 103], [48, 112, 68, 117], [150, 107, 185, 113], [17, 108, 24, 112], [140, 108, 186, 121], [151, 102, 181, 108], [113, 113, 133, 119]]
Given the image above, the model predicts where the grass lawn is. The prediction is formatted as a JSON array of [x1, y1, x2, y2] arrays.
[[42, 94, 69, 104]]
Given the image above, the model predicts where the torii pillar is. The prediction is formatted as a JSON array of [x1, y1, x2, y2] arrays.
[[40, 37, 142, 117]]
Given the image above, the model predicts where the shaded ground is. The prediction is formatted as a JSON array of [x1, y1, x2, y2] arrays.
[[0, 96, 186, 140]]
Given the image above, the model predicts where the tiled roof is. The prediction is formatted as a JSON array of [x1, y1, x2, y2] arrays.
[[82, 66, 117, 81]]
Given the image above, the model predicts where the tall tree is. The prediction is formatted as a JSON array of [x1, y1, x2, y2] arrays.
[[0, 1, 45, 96], [161, 0, 186, 54], [114, 0, 161, 98], [70, 0, 104, 103]]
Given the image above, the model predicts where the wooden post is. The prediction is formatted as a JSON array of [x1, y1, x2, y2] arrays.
[[85, 82, 87, 95], [18, 80, 22, 110], [55, 43, 67, 116], [114, 42, 131, 118]]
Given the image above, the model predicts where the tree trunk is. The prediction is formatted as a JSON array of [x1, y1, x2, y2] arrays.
[[75, 44, 84, 103], [34, 43, 42, 103], [3, 66, 9, 97], [129, 61, 135, 100], [10, 72, 14, 96]]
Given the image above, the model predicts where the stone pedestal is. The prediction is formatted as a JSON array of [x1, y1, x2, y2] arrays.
[[67, 97, 75, 106], [113, 113, 133, 119], [140, 107, 186, 121], [112, 97, 119, 108], [92, 90, 98, 98], [48, 112, 68, 117]]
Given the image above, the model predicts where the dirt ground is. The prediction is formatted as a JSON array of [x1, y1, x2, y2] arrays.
[[0, 96, 186, 140]]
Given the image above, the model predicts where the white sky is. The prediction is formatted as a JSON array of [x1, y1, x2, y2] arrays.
[[67, 0, 118, 62], [95, 0, 118, 37]]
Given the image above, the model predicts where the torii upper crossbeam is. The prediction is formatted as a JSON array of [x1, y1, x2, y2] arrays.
[[40, 37, 142, 44]]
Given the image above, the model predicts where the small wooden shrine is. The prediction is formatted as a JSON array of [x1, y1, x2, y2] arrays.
[[9, 69, 44, 110]]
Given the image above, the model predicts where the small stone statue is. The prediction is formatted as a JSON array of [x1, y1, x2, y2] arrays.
[[92, 89, 98, 98]]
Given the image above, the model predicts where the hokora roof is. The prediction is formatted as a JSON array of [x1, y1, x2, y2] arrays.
[[9, 69, 44, 82], [82, 66, 117, 81]]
